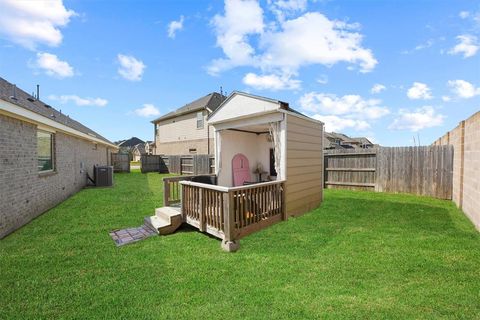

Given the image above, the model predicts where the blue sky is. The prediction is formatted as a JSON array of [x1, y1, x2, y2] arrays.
[[0, 0, 478, 145]]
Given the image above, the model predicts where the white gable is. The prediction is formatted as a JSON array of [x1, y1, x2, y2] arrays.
[[208, 92, 280, 124]]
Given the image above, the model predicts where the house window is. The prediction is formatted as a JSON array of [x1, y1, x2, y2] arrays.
[[37, 130, 54, 172], [196, 111, 204, 129], [189, 148, 197, 154]]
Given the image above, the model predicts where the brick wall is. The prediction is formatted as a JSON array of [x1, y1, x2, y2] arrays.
[[0, 114, 111, 238], [433, 111, 480, 230]]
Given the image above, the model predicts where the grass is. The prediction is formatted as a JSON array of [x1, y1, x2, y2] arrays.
[[1, 171, 479, 319]]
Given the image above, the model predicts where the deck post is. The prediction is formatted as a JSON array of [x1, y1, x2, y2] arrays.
[[222, 191, 239, 252], [163, 179, 170, 206], [199, 188, 205, 232], [281, 182, 287, 220]]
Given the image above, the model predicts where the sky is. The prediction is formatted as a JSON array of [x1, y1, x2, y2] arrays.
[[0, 0, 479, 146]]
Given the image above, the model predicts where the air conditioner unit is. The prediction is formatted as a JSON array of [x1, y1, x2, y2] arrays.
[[94, 165, 113, 187]]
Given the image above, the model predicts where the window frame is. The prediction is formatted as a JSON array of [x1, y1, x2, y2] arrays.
[[196, 111, 204, 129], [37, 129, 55, 173]]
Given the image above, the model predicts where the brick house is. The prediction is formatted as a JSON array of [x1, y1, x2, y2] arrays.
[[151, 92, 225, 155], [0, 77, 118, 239]]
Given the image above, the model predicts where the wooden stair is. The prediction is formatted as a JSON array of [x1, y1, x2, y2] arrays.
[[144, 206, 182, 235]]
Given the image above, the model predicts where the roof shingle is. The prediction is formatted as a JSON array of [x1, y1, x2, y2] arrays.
[[0, 77, 113, 145]]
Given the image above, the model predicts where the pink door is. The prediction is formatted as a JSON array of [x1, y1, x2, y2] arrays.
[[232, 153, 251, 186]]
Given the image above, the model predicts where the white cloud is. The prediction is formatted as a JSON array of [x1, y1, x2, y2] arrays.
[[260, 12, 377, 73], [459, 11, 470, 19], [312, 114, 370, 132], [209, 0, 265, 75], [299, 92, 390, 119], [371, 83, 386, 94], [134, 104, 161, 117], [316, 74, 328, 84], [243, 72, 301, 90], [268, 0, 307, 21], [402, 39, 435, 54], [167, 15, 184, 39], [48, 94, 107, 107], [407, 82, 432, 100], [117, 54, 145, 81], [441, 96, 451, 102], [0, 0, 75, 49], [448, 34, 479, 58], [389, 106, 444, 132], [35, 52, 74, 78], [448, 79, 480, 98], [209, 2, 377, 87]]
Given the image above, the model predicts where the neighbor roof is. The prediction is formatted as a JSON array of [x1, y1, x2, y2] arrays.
[[151, 92, 226, 123], [132, 143, 146, 154], [118, 137, 144, 147], [0, 77, 114, 146]]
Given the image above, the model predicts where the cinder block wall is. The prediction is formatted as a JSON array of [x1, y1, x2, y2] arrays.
[[0, 114, 110, 238], [433, 111, 480, 230]]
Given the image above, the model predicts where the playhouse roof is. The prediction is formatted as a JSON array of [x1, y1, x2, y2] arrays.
[[208, 91, 322, 126]]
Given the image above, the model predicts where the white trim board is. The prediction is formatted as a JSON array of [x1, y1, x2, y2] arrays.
[[211, 111, 284, 131], [0, 99, 118, 149]]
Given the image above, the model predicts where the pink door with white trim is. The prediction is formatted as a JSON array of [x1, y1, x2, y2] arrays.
[[232, 153, 251, 186]]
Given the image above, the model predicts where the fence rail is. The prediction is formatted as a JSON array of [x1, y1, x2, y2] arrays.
[[324, 146, 454, 199]]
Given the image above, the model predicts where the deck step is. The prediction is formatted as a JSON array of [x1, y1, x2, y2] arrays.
[[144, 206, 182, 235]]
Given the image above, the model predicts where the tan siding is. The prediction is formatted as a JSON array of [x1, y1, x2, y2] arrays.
[[154, 111, 214, 155], [155, 138, 213, 155], [156, 111, 210, 143], [285, 114, 323, 217]]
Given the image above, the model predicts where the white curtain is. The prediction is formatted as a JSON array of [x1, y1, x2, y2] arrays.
[[215, 130, 222, 175], [269, 122, 281, 178]]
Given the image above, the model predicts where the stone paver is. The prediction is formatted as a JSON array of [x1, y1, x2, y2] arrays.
[[109, 225, 157, 246]]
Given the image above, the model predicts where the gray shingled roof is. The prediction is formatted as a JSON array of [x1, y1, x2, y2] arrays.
[[151, 92, 226, 123], [0, 77, 114, 145]]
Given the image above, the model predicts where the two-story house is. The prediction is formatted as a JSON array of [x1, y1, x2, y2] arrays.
[[151, 92, 226, 155]]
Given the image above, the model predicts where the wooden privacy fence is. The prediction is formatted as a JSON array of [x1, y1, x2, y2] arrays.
[[141, 155, 168, 173], [140, 154, 215, 175], [111, 153, 130, 173], [180, 180, 286, 241], [324, 146, 454, 199]]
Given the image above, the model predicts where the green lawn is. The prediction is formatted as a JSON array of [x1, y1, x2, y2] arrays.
[[1, 171, 479, 319]]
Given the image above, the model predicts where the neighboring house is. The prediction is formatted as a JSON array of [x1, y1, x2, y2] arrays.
[[144, 141, 155, 155], [131, 143, 146, 162], [152, 92, 226, 155], [115, 137, 144, 161], [0, 77, 118, 239], [324, 132, 375, 150]]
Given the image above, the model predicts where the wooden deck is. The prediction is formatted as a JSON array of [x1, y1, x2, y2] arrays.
[[163, 176, 286, 246]]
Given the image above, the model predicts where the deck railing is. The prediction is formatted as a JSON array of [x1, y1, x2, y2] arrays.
[[162, 174, 216, 206], [180, 180, 286, 241]]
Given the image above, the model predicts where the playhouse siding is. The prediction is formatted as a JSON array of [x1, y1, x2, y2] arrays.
[[0, 114, 111, 239], [285, 114, 323, 216]]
